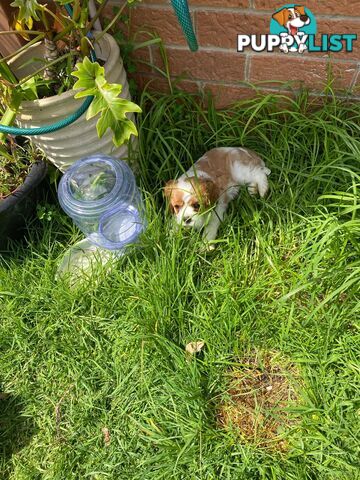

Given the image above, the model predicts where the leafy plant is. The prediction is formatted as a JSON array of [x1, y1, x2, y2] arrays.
[[0, 140, 40, 198], [0, 0, 141, 149], [72, 57, 141, 146]]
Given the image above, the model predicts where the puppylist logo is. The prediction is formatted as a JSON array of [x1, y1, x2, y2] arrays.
[[237, 4, 357, 54]]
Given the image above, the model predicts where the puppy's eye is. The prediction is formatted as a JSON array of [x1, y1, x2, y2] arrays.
[[192, 203, 200, 212], [288, 14, 292, 19], [173, 204, 180, 212]]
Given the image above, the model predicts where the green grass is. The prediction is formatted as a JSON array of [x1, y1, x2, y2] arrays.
[[1, 89, 359, 479]]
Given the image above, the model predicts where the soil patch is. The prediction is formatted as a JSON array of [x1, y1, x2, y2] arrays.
[[218, 351, 300, 451]]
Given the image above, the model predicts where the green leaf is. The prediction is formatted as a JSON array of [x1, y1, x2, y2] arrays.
[[72, 58, 142, 147], [10, 0, 41, 25], [20, 77, 38, 100], [72, 57, 105, 93], [55, 0, 74, 5], [9, 89, 23, 111], [112, 119, 139, 147], [0, 62, 17, 84]]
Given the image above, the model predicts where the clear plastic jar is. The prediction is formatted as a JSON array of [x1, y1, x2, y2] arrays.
[[58, 154, 145, 251]]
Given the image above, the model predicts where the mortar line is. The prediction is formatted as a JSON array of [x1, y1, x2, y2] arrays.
[[124, 4, 360, 21], [136, 72, 359, 93], [244, 54, 251, 82], [149, 43, 360, 65], [135, 71, 360, 99]]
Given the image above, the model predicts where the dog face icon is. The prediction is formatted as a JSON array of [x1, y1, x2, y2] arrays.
[[272, 6, 310, 35], [272, 5, 311, 53]]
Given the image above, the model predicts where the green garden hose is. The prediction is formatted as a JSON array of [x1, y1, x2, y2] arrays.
[[171, 0, 198, 52], [0, 95, 94, 136]]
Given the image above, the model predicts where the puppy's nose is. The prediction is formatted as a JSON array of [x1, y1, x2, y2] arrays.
[[300, 14, 308, 22]]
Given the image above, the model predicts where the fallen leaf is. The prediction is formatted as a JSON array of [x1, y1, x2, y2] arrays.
[[102, 427, 110, 446], [185, 341, 205, 355]]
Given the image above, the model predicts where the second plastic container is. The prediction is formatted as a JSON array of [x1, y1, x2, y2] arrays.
[[58, 154, 145, 251]]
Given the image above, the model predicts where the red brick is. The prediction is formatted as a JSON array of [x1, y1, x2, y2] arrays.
[[129, 6, 193, 46], [202, 83, 257, 107], [110, 0, 249, 6], [253, 0, 360, 16], [192, 0, 249, 6], [315, 18, 360, 60], [249, 55, 357, 91], [134, 75, 308, 108], [352, 69, 360, 95], [129, 46, 153, 74], [152, 47, 246, 82], [197, 11, 269, 49], [324, 61, 357, 91], [110, 0, 169, 4], [130, 73, 167, 92], [317, 18, 360, 35], [204, 82, 300, 107], [130, 72, 200, 94], [136, 0, 169, 4], [131, 74, 265, 108]]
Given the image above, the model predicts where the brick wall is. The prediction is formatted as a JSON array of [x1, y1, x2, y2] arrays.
[[109, 0, 360, 107]]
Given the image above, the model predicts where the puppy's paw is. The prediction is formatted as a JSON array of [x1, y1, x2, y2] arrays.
[[248, 183, 258, 196], [200, 242, 216, 255], [206, 243, 216, 252]]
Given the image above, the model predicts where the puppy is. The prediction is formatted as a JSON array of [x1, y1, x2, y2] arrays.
[[164, 147, 270, 246], [272, 5, 311, 53]]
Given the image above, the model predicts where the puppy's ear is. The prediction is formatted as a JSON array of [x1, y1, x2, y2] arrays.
[[295, 5, 306, 15], [272, 8, 287, 26], [164, 180, 176, 213], [196, 179, 219, 207], [164, 180, 176, 198]]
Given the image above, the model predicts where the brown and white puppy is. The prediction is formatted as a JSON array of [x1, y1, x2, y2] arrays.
[[164, 147, 270, 246], [272, 5, 310, 53]]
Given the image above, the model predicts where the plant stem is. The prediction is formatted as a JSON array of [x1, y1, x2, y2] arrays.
[[41, 8, 50, 33], [41, 5, 66, 29], [0, 34, 44, 64], [0, 97, 21, 144], [87, 0, 109, 33], [80, 36, 90, 58], [0, 30, 44, 36], [17, 52, 73, 86], [94, 1, 127, 43], [73, 0, 81, 22], [43, 38, 60, 81], [53, 23, 76, 43]]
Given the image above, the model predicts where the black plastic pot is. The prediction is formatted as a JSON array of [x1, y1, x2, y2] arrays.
[[0, 161, 47, 248]]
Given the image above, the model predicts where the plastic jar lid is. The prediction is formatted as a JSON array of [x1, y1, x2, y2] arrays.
[[58, 154, 137, 218], [93, 203, 145, 250]]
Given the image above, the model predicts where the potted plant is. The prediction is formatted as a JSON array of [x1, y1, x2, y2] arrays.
[[0, 138, 47, 247], [0, 0, 141, 172]]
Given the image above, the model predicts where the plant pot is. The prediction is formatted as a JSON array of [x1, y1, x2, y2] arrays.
[[9, 34, 135, 172], [0, 160, 47, 248]]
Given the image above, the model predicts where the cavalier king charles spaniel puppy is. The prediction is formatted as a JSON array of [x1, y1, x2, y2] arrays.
[[164, 147, 270, 247]]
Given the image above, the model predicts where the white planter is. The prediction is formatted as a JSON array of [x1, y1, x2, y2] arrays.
[[9, 34, 135, 171]]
